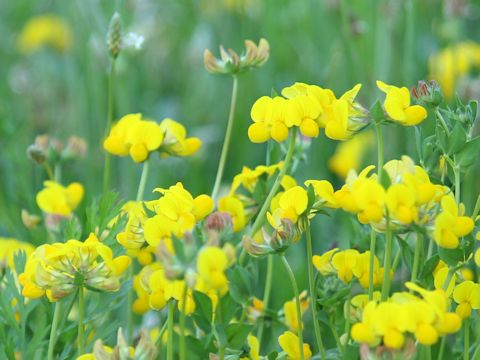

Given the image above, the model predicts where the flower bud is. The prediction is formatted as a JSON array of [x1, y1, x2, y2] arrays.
[[205, 211, 233, 232], [107, 12, 122, 59], [411, 80, 443, 107], [26, 144, 46, 164], [62, 136, 87, 160], [21, 209, 41, 229]]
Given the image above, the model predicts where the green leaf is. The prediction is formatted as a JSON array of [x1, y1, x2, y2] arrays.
[[419, 255, 440, 280], [438, 247, 465, 267], [379, 169, 391, 189], [192, 291, 213, 332], [435, 124, 448, 153], [185, 336, 206, 359], [216, 294, 237, 325], [370, 100, 384, 123], [456, 136, 480, 169], [225, 323, 253, 349], [228, 266, 253, 306], [447, 123, 467, 155], [398, 237, 414, 270]]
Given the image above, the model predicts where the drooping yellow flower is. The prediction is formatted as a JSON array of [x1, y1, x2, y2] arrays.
[[19, 233, 130, 301], [278, 331, 312, 360], [283, 291, 309, 332], [268, 186, 308, 225], [376, 81, 427, 126], [36, 181, 84, 216], [386, 183, 418, 224], [453, 281, 480, 319], [433, 195, 474, 249], [351, 178, 386, 224], [17, 14, 72, 54], [352, 251, 384, 289], [158, 118, 202, 157]]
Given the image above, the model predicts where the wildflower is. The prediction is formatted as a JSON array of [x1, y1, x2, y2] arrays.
[[218, 196, 246, 231], [248, 96, 290, 143], [283, 291, 309, 332], [196, 246, 229, 295], [116, 201, 148, 251], [278, 331, 312, 360], [376, 81, 428, 126], [268, 186, 308, 226], [204, 39, 269, 75], [332, 249, 359, 283], [0, 238, 35, 270], [158, 118, 202, 157], [17, 14, 72, 54], [433, 266, 456, 296], [246, 335, 260, 360], [386, 184, 418, 225], [433, 195, 474, 248], [351, 178, 386, 224], [36, 181, 84, 216], [312, 248, 338, 276], [352, 251, 384, 289], [453, 281, 480, 319], [304, 180, 339, 208], [19, 233, 130, 301]]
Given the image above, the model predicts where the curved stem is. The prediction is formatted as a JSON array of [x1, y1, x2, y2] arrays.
[[257, 254, 274, 348], [179, 284, 188, 360], [381, 221, 393, 301], [167, 300, 175, 360], [136, 160, 150, 202], [211, 75, 239, 200], [368, 228, 377, 300], [453, 160, 461, 203], [103, 59, 117, 194], [410, 232, 423, 283], [47, 301, 62, 360], [280, 255, 305, 360], [471, 193, 480, 220], [77, 287, 85, 356], [305, 222, 326, 359]]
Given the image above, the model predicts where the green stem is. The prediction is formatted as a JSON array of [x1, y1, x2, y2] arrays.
[[211, 76, 239, 200], [453, 161, 461, 203], [77, 287, 85, 355], [167, 300, 175, 360], [368, 228, 377, 300], [442, 268, 455, 291], [411, 232, 423, 283], [344, 290, 352, 346], [464, 319, 470, 360], [471, 193, 480, 220], [257, 255, 274, 348], [43, 163, 55, 181], [54, 164, 62, 183], [280, 255, 305, 360], [381, 222, 393, 301], [403, 0, 415, 85], [305, 222, 326, 359], [374, 122, 384, 175], [438, 336, 446, 360], [103, 59, 117, 194], [179, 284, 188, 360], [136, 160, 150, 202], [328, 314, 343, 355], [436, 108, 450, 135], [425, 345, 432, 360], [155, 319, 168, 355], [218, 346, 226, 360], [47, 301, 62, 360], [427, 236, 435, 259]]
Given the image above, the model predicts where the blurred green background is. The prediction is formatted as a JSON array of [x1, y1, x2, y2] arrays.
[[2, 0, 480, 316]]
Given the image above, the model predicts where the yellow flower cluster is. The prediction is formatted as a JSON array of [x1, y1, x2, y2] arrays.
[[248, 82, 367, 143], [143, 182, 214, 247], [0, 238, 35, 269], [36, 181, 84, 216], [351, 283, 462, 349], [313, 248, 385, 288], [19, 233, 130, 301], [104, 114, 201, 163], [453, 280, 480, 319], [17, 14, 73, 54]]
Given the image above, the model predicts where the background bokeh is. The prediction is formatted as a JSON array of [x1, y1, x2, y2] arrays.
[[2, 0, 480, 329]]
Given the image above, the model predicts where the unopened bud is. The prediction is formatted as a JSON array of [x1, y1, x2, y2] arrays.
[[206, 211, 233, 232], [21, 209, 41, 229], [412, 80, 443, 107], [107, 12, 122, 59], [26, 144, 46, 164], [62, 136, 87, 160]]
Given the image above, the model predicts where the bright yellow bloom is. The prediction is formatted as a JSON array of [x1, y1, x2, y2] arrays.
[[453, 281, 480, 319], [376, 81, 427, 126], [386, 183, 418, 224], [332, 249, 359, 283], [158, 118, 202, 157], [268, 186, 308, 225], [312, 248, 338, 276], [283, 291, 309, 332], [0, 238, 35, 269], [247, 335, 260, 360], [19, 233, 130, 301], [197, 246, 229, 295], [218, 196, 246, 231], [17, 14, 72, 54], [248, 96, 290, 143], [230, 162, 284, 194], [304, 180, 339, 208], [434, 195, 474, 249], [278, 331, 312, 360], [433, 267, 456, 296], [352, 251, 384, 289], [36, 181, 84, 216], [351, 178, 385, 224], [143, 183, 214, 246]]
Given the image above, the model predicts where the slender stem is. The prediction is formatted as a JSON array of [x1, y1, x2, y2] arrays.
[[179, 284, 188, 360], [403, 0, 414, 85], [54, 164, 62, 183], [391, 246, 402, 273], [43, 163, 54, 181], [136, 160, 150, 202], [472, 193, 480, 220], [155, 319, 168, 354], [438, 336, 446, 360], [381, 222, 393, 301], [305, 222, 326, 359], [436, 108, 450, 135], [211, 76, 239, 200], [280, 255, 305, 360], [249, 128, 297, 238], [464, 319, 470, 360], [453, 161, 461, 203], [47, 301, 62, 360], [425, 345, 432, 360], [218, 346, 226, 360], [344, 290, 352, 346], [328, 314, 343, 355], [442, 268, 455, 291], [368, 228, 377, 301], [257, 255, 274, 347], [427, 236, 435, 259], [103, 59, 117, 194], [374, 122, 384, 175], [411, 232, 423, 283], [77, 287, 85, 355], [167, 300, 175, 360]]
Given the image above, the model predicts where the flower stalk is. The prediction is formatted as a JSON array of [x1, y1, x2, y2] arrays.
[[47, 301, 62, 360], [77, 286, 85, 355]]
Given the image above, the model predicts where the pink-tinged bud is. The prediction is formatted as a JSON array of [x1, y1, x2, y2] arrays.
[[205, 211, 233, 232], [62, 136, 87, 160], [21, 209, 41, 229], [411, 80, 443, 106]]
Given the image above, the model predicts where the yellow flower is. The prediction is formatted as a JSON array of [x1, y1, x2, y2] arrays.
[[332, 249, 359, 283], [143, 183, 213, 246], [158, 118, 202, 157], [352, 251, 384, 289], [218, 195, 246, 231], [434, 195, 474, 249], [433, 267, 456, 296], [36, 181, 84, 216], [376, 81, 427, 126], [453, 281, 480, 319], [248, 96, 289, 143], [328, 131, 374, 179], [268, 186, 308, 226], [103, 113, 164, 163], [116, 201, 148, 250], [283, 291, 309, 332], [197, 246, 229, 295], [351, 178, 385, 224], [247, 334, 260, 360], [278, 331, 312, 360], [386, 183, 418, 224], [17, 14, 72, 54], [19, 233, 130, 301], [0, 238, 35, 270], [304, 180, 339, 208], [312, 248, 338, 276]]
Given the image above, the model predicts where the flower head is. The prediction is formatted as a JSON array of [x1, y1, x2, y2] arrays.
[[36, 181, 84, 216]]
